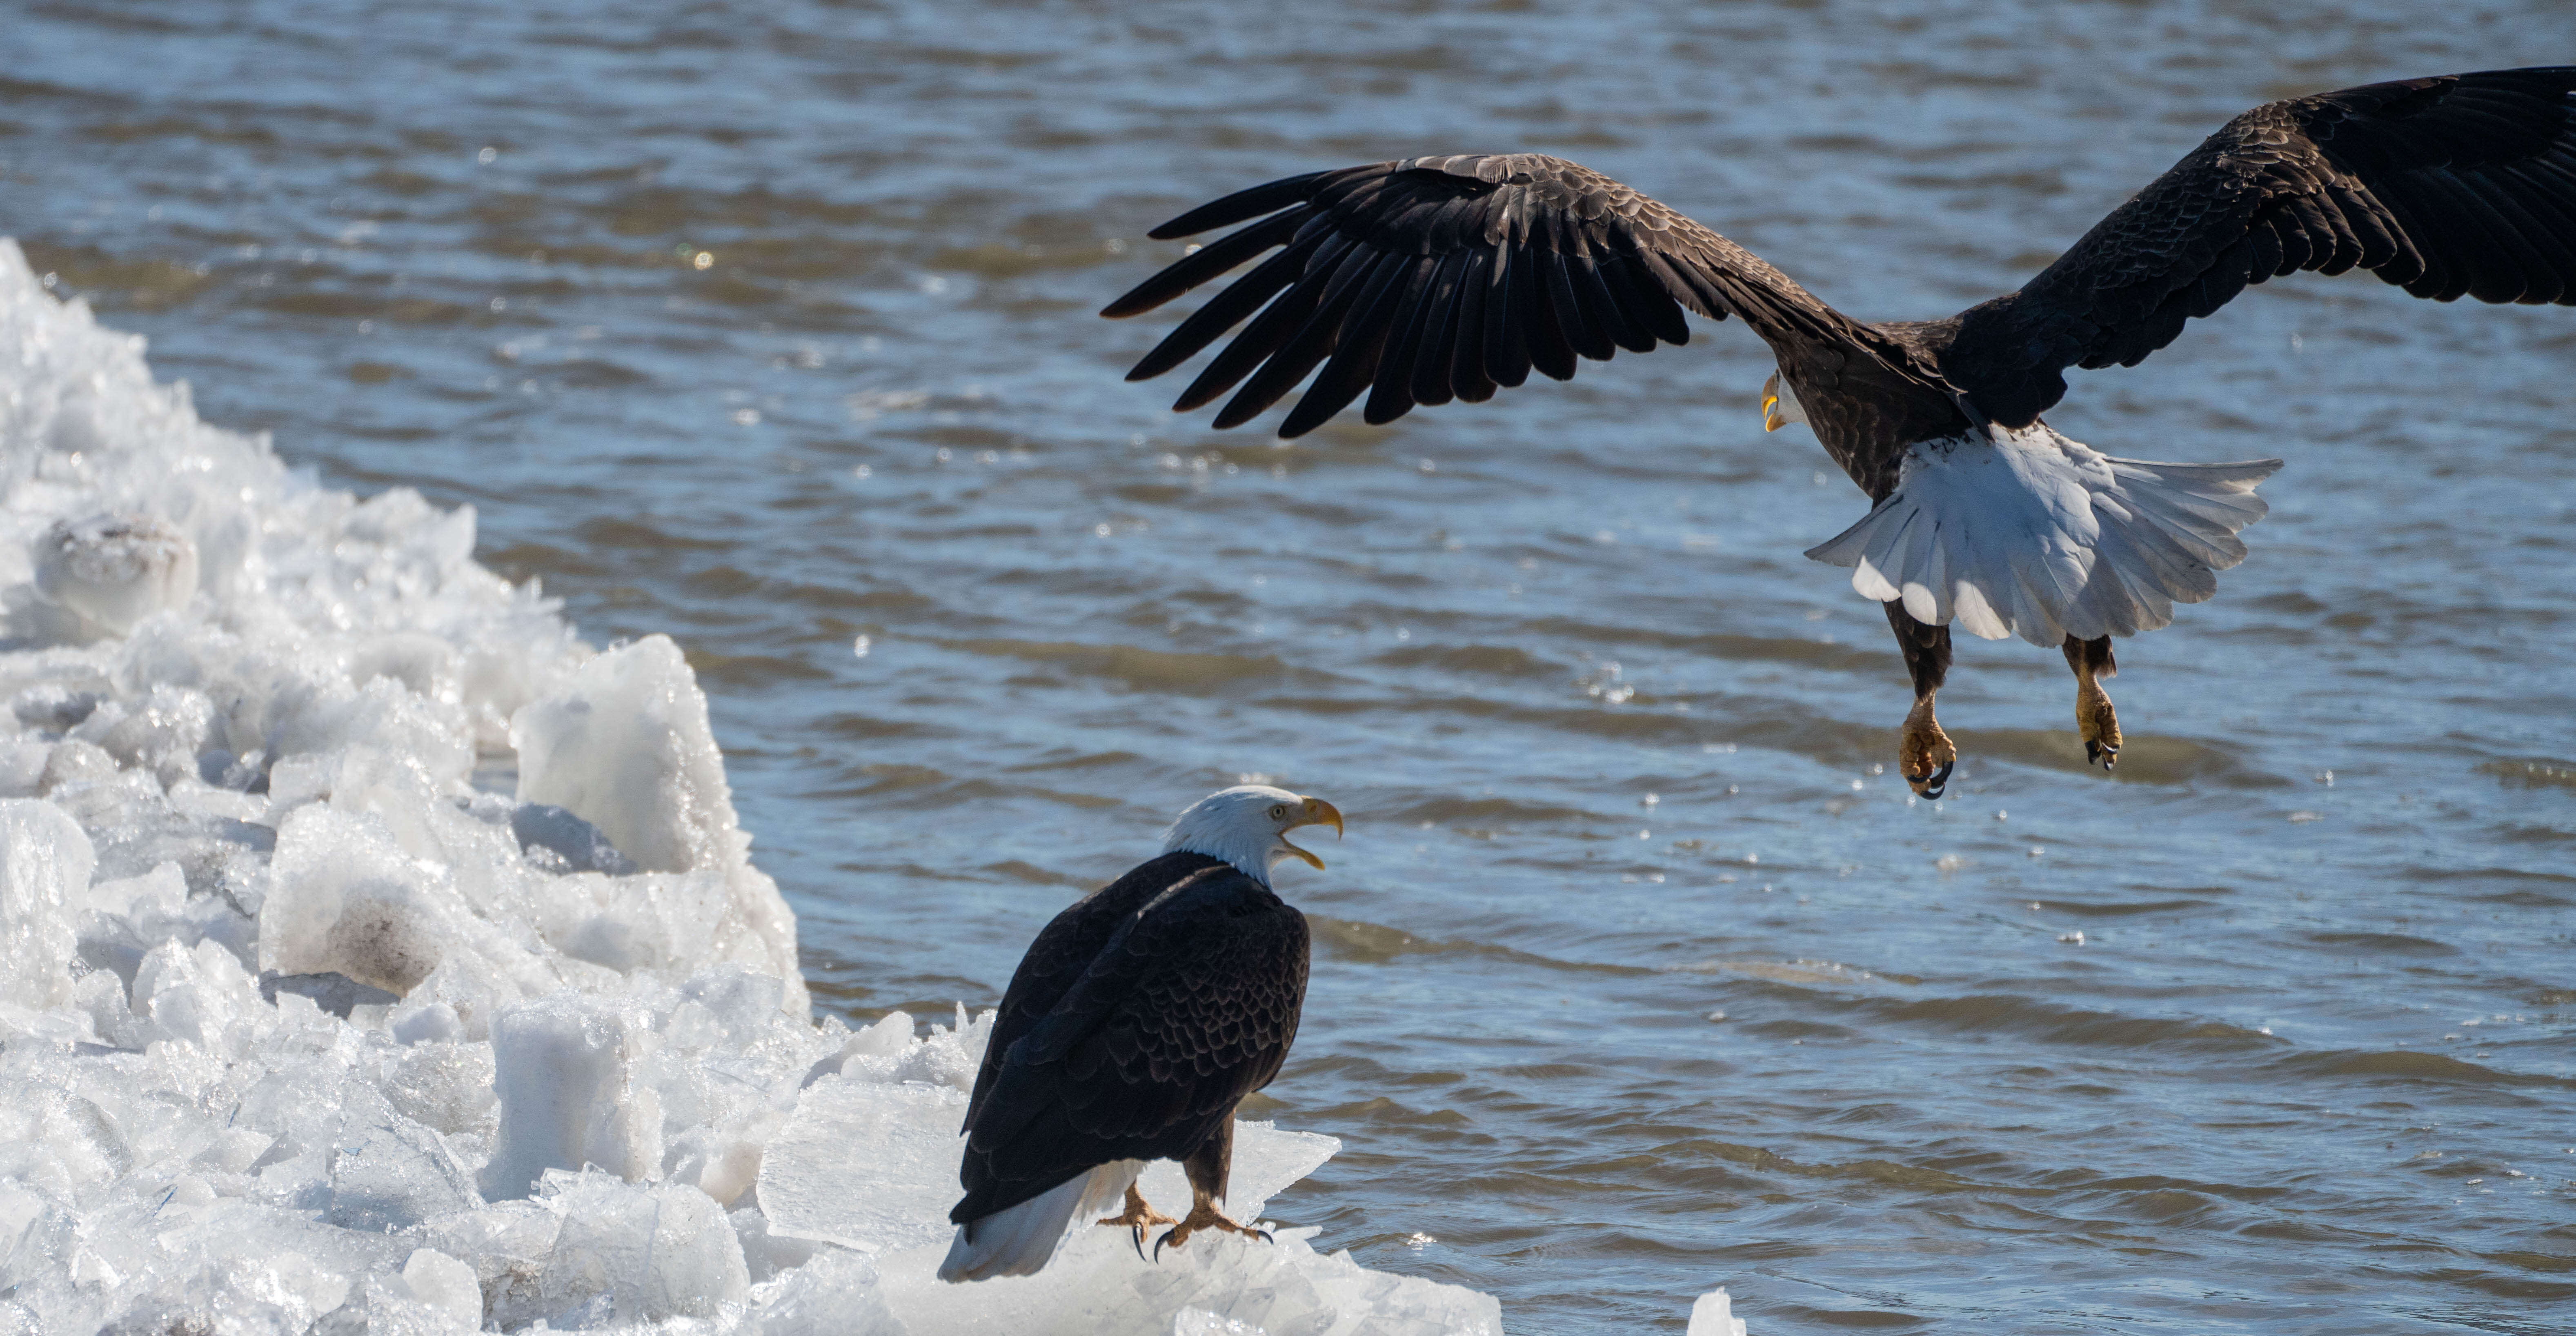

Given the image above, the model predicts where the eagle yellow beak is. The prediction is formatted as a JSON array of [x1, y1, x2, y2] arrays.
[[1762, 380, 1787, 432], [1279, 795, 1344, 871]]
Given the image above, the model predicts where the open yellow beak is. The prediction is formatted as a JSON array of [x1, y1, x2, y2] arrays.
[[1762, 385, 1786, 432], [1279, 795, 1345, 871]]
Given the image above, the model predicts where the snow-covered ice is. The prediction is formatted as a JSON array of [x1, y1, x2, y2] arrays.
[[750, 1060, 1480, 1334], [0, 239, 1527, 1334]]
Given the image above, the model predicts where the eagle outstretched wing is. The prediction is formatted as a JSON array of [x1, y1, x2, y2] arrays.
[[952, 858, 1309, 1224], [1101, 154, 1886, 438], [1945, 67, 2576, 427]]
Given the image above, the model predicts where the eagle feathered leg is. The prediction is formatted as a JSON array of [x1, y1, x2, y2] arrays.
[[1884, 603, 1956, 800], [1097, 1183, 1178, 1260], [2062, 635, 2120, 770], [1152, 1115, 1272, 1259]]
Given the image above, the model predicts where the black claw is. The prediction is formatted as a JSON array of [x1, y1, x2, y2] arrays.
[[1131, 1226, 1148, 1262], [1922, 759, 1953, 800], [1256, 1227, 1275, 1245], [1152, 1230, 1171, 1263]]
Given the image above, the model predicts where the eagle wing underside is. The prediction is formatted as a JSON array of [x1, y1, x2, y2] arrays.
[[1101, 153, 1930, 440]]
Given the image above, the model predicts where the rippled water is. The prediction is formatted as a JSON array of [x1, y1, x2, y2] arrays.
[[9, 1, 2576, 1329]]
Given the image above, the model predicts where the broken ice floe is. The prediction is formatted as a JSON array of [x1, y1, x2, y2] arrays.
[[0, 239, 1526, 1334], [752, 1069, 1467, 1334]]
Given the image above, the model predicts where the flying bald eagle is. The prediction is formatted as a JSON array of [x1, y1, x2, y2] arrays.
[[940, 785, 1343, 1282], [1101, 68, 2576, 797]]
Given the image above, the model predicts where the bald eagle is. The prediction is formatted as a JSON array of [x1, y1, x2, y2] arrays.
[[939, 785, 1344, 1282], [1101, 68, 2576, 797]]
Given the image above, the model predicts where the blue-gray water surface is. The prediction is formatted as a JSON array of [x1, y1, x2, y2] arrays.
[[5, 2, 2575, 1330]]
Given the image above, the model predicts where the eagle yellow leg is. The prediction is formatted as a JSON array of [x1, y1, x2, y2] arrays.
[[1883, 604, 1957, 800], [2062, 635, 2120, 770], [1151, 1114, 1272, 1260], [1097, 1183, 1177, 1258], [1899, 694, 1957, 800]]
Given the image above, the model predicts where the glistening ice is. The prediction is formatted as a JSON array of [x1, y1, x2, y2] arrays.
[[0, 240, 1742, 1333]]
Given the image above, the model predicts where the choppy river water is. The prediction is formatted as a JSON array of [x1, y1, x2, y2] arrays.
[[7, 1, 2576, 1329]]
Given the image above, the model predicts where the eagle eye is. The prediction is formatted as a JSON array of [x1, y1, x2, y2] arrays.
[[1268, 804, 1287, 820]]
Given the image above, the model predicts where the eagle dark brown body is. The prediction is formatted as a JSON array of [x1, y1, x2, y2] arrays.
[[941, 786, 1337, 1282]]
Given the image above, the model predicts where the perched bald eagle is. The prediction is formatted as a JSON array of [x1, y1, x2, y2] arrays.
[[1102, 68, 2576, 797], [939, 785, 1344, 1282]]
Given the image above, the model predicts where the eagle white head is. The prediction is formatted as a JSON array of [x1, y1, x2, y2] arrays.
[[1762, 370, 1809, 432], [1160, 785, 1345, 886]]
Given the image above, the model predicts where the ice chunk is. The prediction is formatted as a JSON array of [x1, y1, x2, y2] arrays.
[[83, 682, 215, 788], [81, 858, 187, 926], [260, 805, 456, 994], [419, 1198, 563, 1328], [480, 991, 661, 1200], [730, 1205, 822, 1285], [127, 1249, 353, 1333], [0, 1081, 133, 1201], [29, 511, 198, 637], [379, 1038, 500, 1139], [0, 740, 46, 800], [363, 1248, 483, 1335], [34, 738, 117, 796], [1689, 1287, 1750, 1336], [69, 969, 142, 1050], [509, 636, 806, 1007], [1172, 1307, 1266, 1336], [512, 635, 743, 876], [834, 1005, 990, 1090], [401, 1247, 485, 1322], [364, 1277, 478, 1336], [16, 1197, 406, 1335], [536, 1176, 750, 1323], [328, 1105, 482, 1231], [391, 999, 466, 1046], [543, 866, 733, 975], [805, 1009, 914, 1087], [131, 937, 260, 1052], [664, 1125, 765, 1209], [761, 1077, 966, 1254], [0, 799, 97, 1010], [750, 1247, 906, 1336], [387, 952, 515, 1045]]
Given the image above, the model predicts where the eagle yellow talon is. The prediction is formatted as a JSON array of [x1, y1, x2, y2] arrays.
[[2077, 679, 2122, 771], [1152, 1198, 1272, 1260], [2062, 636, 2122, 773], [1098, 1184, 1178, 1259], [1900, 696, 1957, 800]]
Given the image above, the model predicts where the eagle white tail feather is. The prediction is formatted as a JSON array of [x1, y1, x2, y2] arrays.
[[1804, 425, 2281, 646], [937, 1160, 1143, 1283]]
